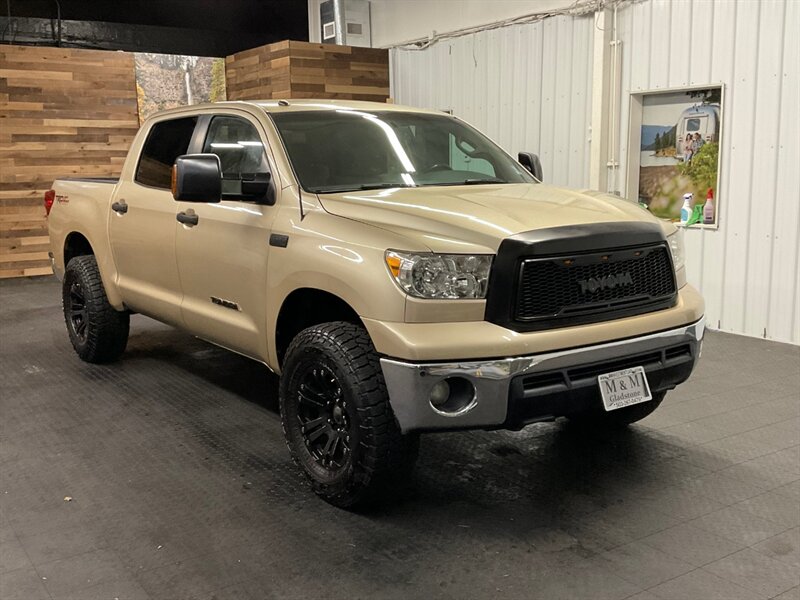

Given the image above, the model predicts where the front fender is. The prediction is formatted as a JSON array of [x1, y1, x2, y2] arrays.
[[265, 205, 415, 369]]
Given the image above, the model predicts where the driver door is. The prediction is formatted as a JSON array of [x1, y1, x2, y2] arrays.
[[175, 113, 278, 360]]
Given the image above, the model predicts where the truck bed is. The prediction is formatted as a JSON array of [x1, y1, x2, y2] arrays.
[[47, 177, 122, 282], [59, 177, 119, 184]]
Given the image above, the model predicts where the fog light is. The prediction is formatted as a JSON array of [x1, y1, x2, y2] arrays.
[[429, 380, 451, 408], [428, 377, 476, 415]]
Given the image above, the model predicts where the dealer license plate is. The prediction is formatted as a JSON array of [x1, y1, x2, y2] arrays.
[[598, 366, 652, 411]]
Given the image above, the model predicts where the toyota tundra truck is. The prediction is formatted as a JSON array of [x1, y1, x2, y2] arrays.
[[46, 100, 705, 507]]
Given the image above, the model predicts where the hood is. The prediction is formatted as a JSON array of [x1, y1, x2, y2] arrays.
[[318, 183, 664, 253]]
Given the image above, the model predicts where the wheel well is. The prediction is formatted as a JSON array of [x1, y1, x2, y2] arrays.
[[275, 288, 361, 367], [64, 233, 94, 265]]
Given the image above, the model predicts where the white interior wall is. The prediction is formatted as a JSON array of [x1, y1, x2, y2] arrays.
[[369, 0, 578, 47], [389, 0, 799, 345], [307, 0, 577, 46], [614, 0, 799, 344], [391, 14, 595, 190], [308, 1, 321, 41], [311, 0, 799, 345]]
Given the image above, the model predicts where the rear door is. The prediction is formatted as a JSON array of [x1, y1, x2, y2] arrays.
[[109, 115, 198, 326], [174, 112, 279, 360]]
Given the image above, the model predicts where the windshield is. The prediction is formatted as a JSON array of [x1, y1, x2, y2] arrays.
[[270, 110, 535, 193]]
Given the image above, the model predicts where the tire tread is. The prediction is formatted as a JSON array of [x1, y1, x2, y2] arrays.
[[63, 255, 129, 363], [280, 321, 418, 507]]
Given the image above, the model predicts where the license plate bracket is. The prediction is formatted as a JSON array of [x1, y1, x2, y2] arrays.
[[598, 366, 652, 411]]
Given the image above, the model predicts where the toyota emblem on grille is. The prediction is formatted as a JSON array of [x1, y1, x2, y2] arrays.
[[577, 272, 633, 294]]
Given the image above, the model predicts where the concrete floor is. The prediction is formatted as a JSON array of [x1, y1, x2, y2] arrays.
[[0, 276, 798, 600]]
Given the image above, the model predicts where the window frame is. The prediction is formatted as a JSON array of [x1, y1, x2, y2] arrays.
[[685, 117, 703, 132], [195, 113, 273, 202], [268, 110, 534, 194], [134, 115, 200, 191]]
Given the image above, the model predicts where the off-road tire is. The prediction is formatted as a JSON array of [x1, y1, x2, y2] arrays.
[[567, 390, 666, 429], [62, 255, 129, 363], [280, 321, 419, 508]]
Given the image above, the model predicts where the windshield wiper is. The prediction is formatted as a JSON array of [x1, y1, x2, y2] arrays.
[[462, 178, 505, 185], [311, 183, 414, 193], [425, 178, 506, 187], [358, 183, 415, 191], [313, 179, 504, 193]]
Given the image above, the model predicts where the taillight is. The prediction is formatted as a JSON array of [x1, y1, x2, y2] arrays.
[[44, 189, 56, 216]]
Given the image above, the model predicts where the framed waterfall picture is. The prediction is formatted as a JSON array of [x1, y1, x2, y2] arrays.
[[134, 53, 226, 124], [626, 85, 724, 229]]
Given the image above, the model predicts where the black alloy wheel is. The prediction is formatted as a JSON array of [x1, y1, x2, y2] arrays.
[[279, 321, 419, 508], [66, 281, 89, 343], [296, 364, 353, 472], [62, 255, 129, 363]]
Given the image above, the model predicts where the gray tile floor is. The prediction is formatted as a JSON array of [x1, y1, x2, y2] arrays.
[[1, 276, 798, 600]]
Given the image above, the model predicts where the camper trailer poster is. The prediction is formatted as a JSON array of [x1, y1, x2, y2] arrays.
[[638, 87, 721, 227]]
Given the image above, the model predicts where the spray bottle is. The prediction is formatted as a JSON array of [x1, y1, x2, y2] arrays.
[[703, 188, 715, 224], [680, 193, 693, 225]]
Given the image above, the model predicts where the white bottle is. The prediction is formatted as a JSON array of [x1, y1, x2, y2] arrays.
[[703, 189, 715, 224], [680, 193, 693, 225]]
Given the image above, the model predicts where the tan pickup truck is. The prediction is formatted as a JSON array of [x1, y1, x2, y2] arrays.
[[46, 100, 705, 507]]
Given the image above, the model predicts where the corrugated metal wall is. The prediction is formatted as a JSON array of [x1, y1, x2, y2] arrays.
[[390, 0, 799, 345], [391, 14, 595, 189], [614, 0, 799, 345]]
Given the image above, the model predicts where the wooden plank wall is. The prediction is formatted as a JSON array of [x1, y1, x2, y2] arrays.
[[0, 45, 139, 279], [226, 40, 389, 102], [0, 40, 385, 278]]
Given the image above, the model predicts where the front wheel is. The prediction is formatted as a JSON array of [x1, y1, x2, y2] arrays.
[[279, 321, 419, 508], [567, 391, 666, 429], [62, 255, 129, 363]]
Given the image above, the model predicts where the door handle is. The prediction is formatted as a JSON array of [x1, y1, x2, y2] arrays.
[[176, 211, 199, 226], [111, 201, 128, 214]]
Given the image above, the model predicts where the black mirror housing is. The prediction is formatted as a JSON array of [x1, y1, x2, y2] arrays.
[[172, 154, 222, 203], [518, 152, 543, 182], [240, 172, 276, 205]]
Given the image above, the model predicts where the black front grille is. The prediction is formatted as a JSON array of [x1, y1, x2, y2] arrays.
[[515, 244, 676, 323], [484, 222, 678, 333]]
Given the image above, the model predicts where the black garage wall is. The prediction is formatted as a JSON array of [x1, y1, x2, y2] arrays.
[[0, 0, 309, 57]]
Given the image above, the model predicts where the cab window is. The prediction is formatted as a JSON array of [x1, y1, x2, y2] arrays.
[[203, 116, 269, 198], [135, 116, 198, 189]]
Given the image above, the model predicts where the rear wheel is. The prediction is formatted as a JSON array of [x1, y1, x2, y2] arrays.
[[280, 321, 419, 508], [567, 391, 666, 429], [62, 255, 129, 363]]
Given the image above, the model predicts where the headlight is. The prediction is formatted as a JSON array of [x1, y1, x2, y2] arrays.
[[667, 228, 685, 270], [384, 251, 493, 299]]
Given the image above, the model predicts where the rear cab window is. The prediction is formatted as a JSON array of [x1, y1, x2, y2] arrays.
[[135, 116, 198, 189]]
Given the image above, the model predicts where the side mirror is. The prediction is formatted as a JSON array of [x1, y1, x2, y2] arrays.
[[171, 154, 221, 203], [518, 152, 543, 182]]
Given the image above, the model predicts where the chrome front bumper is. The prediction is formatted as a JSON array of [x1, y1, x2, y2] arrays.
[[380, 317, 705, 433]]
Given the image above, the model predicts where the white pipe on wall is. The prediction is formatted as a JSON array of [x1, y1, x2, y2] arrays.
[[606, 4, 621, 195], [588, 8, 611, 192]]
